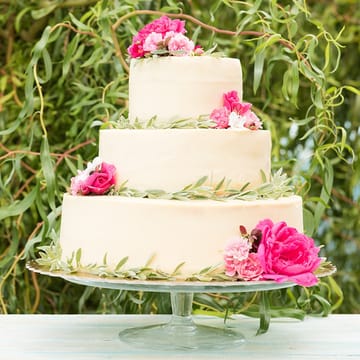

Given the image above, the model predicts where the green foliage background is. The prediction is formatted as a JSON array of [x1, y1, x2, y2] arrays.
[[0, 0, 359, 316]]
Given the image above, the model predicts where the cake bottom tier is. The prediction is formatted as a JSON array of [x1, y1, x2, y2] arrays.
[[59, 194, 303, 276]]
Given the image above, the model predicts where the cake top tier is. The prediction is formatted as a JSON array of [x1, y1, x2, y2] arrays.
[[126, 15, 248, 125], [128, 56, 243, 124]]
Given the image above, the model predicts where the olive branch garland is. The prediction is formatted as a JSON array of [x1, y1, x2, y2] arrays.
[[110, 168, 295, 201], [34, 239, 336, 282], [34, 243, 232, 282], [103, 114, 217, 129]]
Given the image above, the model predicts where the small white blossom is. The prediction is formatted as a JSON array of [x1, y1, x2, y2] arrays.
[[228, 112, 247, 130]]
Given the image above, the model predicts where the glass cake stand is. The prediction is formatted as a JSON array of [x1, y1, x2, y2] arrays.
[[26, 261, 333, 351]]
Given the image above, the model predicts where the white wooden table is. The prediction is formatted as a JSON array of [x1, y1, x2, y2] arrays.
[[0, 314, 358, 359]]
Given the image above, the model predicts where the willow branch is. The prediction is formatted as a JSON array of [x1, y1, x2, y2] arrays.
[[50, 22, 97, 38]]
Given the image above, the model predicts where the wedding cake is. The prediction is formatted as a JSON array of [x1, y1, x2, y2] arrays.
[[54, 16, 321, 286]]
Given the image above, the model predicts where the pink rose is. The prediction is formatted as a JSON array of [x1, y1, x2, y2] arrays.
[[256, 219, 321, 287], [223, 91, 240, 111], [210, 107, 230, 129], [168, 33, 194, 55], [71, 161, 116, 196]]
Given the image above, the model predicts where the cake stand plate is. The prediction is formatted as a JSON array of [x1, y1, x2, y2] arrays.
[[26, 261, 334, 351]]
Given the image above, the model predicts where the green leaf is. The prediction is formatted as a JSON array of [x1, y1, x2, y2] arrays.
[[257, 292, 271, 335], [69, 12, 93, 32], [63, 34, 80, 77], [313, 158, 333, 230], [253, 49, 265, 94], [256, 34, 282, 53], [0, 182, 38, 221], [31, 4, 57, 19], [115, 257, 129, 272], [303, 208, 315, 236]]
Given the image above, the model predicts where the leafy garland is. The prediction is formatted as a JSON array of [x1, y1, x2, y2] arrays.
[[109, 169, 295, 201], [35, 241, 234, 281], [101, 114, 217, 129], [35, 239, 335, 283]]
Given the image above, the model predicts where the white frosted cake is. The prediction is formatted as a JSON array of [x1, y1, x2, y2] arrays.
[[52, 16, 322, 287]]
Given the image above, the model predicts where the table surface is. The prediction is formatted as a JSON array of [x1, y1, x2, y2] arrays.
[[0, 314, 359, 359]]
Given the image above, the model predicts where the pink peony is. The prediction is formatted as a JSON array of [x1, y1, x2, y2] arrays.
[[167, 33, 195, 55], [255, 219, 321, 287], [210, 107, 230, 129], [70, 160, 116, 196], [232, 102, 252, 115], [140, 16, 186, 37], [224, 236, 251, 277]]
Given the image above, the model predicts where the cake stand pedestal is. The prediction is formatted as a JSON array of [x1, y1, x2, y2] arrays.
[[26, 261, 311, 351]]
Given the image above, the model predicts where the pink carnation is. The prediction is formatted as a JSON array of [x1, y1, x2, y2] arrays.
[[143, 32, 163, 52], [255, 219, 321, 287], [210, 107, 230, 129], [224, 236, 251, 277], [236, 253, 264, 281], [168, 33, 195, 55]]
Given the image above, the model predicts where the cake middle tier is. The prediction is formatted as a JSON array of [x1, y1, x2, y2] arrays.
[[99, 129, 271, 192]]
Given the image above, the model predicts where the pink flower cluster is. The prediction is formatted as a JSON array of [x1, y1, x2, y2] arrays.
[[127, 16, 203, 58], [70, 157, 116, 196], [210, 91, 262, 130], [224, 220, 321, 287]]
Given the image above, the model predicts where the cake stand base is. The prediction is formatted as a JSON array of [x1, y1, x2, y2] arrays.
[[29, 261, 337, 351], [119, 292, 245, 351]]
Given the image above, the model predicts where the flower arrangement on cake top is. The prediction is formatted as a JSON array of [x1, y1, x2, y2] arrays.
[[128, 16, 204, 58], [224, 220, 322, 287], [70, 157, 116, 195], [211, 90, 262, 130]]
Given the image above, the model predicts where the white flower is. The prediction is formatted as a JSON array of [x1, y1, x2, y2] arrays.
[[228, 112, 247, 129], [85, 156, 102, 174]]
